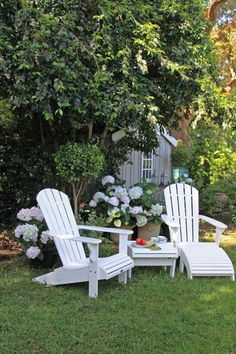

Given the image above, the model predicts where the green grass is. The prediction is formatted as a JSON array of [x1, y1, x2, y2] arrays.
[[1, 228, 236, 354]]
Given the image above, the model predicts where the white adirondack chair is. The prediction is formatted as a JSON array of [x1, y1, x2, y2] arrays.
[[162, 183, 235, 280], [33, 188, 134, 298]]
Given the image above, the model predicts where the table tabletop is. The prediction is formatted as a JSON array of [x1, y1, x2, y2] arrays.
[[128, 241, 178, 257]]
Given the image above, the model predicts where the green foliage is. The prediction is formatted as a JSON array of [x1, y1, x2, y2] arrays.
[[1, 0, 235, 223], [54, 143, 104, 184], [0, 0, 219, 164], [0, 99, 14, 128], [0, 130, 54, 226], [171, 140, 191, 167], [200, 176, 236, 217], [189, 121, 236, 188]]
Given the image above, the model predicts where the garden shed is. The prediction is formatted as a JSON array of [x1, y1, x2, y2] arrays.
[[119, 130, 177, 188]]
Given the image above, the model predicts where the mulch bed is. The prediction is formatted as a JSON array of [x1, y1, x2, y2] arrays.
[[0, 231, 21, 259]]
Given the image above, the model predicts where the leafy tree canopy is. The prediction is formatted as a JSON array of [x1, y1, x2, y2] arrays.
[[0, 0, 220, 169]]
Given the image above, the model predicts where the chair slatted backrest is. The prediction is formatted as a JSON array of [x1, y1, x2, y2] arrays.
[[37, 189, 86, 265], [164, 183, 199, 243]]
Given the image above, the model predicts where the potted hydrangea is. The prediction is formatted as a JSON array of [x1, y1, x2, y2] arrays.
[[88, 176, 163, 241], [14, 206, 58, 267], [131, 181, 164, 240]]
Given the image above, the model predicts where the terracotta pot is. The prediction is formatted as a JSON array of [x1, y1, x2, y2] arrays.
[[138, 222, 161, 241], [110, 225, 134, 242]]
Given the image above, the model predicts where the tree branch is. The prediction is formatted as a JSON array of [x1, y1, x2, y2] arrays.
[[223, 78, 236, 93], [99, 127, 109, 148], [88, 123, 93, 141], [206, 0, 228, 23]]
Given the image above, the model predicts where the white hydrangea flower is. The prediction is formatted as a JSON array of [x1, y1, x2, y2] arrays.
[[120, 203, 130, 214], [26, 246, 41, 259], [114, 186, 128, 199], [136, 215, 148, 227], [93, 192, 106, 202], [22, 224, 39, 242], [130, 206, 143, 215], [101, 175, 115, 185], [108, 207, 120, 218], [17, 208, 31, 222], [128, 186, 143, 200], [40, 231, 50, 244], [108, 196, 119, 206], [14, 224, 26, 238], [120, 195, 130, 204], [151, 204, 163, 216], [89, 199, 97, 207]]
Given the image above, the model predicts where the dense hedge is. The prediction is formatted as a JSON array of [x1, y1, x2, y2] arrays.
[[0, 130, 55, 227]]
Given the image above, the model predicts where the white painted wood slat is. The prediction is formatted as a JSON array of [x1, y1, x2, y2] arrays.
[[163, 183, 235, 280], [37, 189, 85, 265], [184, 184, 193, 243], [176, 183, 187, 243], [34, 188, 135, 297]]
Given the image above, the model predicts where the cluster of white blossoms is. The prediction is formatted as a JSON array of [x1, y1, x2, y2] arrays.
[[15, 223, 39, 242], [88, 176, 163, 228], [128, 186, 143, 200], [14, 206, 52, 260]]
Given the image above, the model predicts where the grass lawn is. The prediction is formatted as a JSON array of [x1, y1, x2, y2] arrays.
[[0, 225, 236, 354]]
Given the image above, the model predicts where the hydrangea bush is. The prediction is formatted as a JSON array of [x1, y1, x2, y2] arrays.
[[14, 206, 57, 266], [88, 176, 163, 228]]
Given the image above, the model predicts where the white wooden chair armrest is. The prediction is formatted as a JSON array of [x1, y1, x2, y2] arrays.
[[199, 215, 227, 245], [77, 224, 133, 235], [161, 214, 180, 245], [199, 215, 227, 229], [77, 225, 132, 255], [52, 234, 102, 245], [161, 214, 179, 228]]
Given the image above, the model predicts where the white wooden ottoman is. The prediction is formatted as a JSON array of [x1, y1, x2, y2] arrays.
[[127, 241, 178, 278]]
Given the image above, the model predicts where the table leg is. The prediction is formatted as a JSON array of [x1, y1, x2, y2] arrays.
[[169, 260, 176, 278]]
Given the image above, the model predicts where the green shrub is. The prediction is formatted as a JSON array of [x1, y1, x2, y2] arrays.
[[54, 143, 105, 216], [0, 131, 54, 227], [171, 140, 191, 167], [189, 122, 236, 188], [200, 176, 236, 217]]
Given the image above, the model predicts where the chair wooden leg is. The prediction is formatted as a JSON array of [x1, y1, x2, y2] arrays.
[[231, 274, 235, 281], [118, 271, 127, 284], [170, 260, 176, 278], [89, 276, 98, 298], [88, 244, 99, 298], [127, 268, 132, 279], [179, 258, 184, 273]]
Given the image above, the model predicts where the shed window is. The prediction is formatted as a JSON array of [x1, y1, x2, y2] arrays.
[[142, 151, 154, 181]]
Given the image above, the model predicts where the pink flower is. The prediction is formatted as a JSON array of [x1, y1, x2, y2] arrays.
[[29, 207, 44, 221], [26, 246, 41, 259], [108, 196, 119, 206], [17, 208, 31, 221], [17, 206, 44, 222]]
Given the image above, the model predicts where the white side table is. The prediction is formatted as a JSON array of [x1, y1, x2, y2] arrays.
[[127, 241, 178, 278]]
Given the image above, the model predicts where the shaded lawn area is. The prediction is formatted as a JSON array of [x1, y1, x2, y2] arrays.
[[0, 226, 236, 354]]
